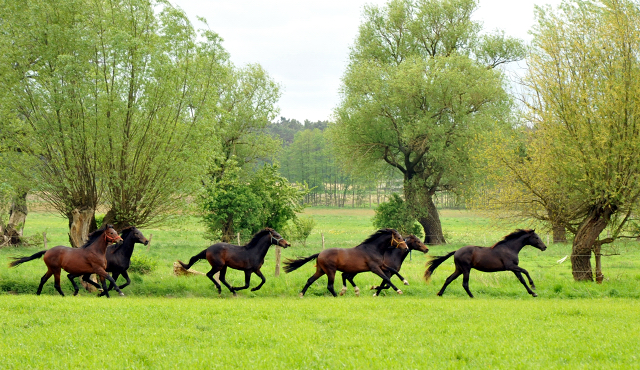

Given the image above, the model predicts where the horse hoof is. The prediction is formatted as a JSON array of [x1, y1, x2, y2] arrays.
[[298, 293, 304, 298], [397, 290, 403, 295], [119, 293, 125, 296], [403, 280, 409, 285], [354, 287, 360, 297], [372, 293, 377, 297], [436, 293, 443, 297], [532, 293, 538, 297]]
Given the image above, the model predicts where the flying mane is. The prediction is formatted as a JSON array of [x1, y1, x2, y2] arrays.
[[491, 229, 533, 248], [243, 228, 275, 249], [360, 228, 397, 245], [120, 226, 134, 239], [80, 225, 115, 249]]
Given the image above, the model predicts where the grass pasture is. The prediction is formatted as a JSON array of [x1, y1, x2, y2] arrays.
[[1, 207, 640, 368]]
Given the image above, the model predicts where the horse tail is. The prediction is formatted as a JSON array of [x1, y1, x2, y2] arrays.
[[283, 253, 319, 273], [424, 251, 456, 282], [178, 249, 207, 270], [8, 250, 47, 267]]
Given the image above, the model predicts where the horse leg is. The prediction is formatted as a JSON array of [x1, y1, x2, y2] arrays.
[[53, 271, 64, 296], [67, 274, 81, 296], [346, 275, 360, 296], [517, 267, 536, 290], [339, 273, 349, 296], [326, 270, 338, 297], [205, 267, 223, 295], [386, 267, 409, 285], [81, 274, 102, 291], [512, 270, 537, 297], [369, 266, 402, 295], [300, 269, 325, 297], [98, 275, 110, 298], [250, 269, 266, 292], [437, 269, 462, 296], [461, 269, 474, 298], [96, 268, 123, 297], [218, 266, 238, 296], [231, 270, 251, 292], [36, 271, 53, 295], [118, 271, 131, 290], [107, 272, 120, 292]]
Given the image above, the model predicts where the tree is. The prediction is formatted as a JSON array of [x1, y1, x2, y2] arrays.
[[525, 0, 640, 281], [0, 0, 227, 244], [330, 0, 525, 244], [372, 193, 423, 238]]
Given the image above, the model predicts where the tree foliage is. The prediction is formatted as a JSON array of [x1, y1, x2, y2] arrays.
[[330, 0, 524, 243], [372, 193, 423, 238]]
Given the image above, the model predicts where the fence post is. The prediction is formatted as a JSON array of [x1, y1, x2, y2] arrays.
[[237, 232, 241, 245], [146, 234, 153, 252], [321, 232, 325, 250], [274, 246, 282, 277]]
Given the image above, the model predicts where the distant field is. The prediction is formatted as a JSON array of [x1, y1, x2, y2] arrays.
[[1, 207, 639, 368]]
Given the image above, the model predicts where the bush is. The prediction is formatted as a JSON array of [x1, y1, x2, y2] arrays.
[[129, 254, 158, 275], [372, 193, 423, 238], [283, 216, 316, 246]]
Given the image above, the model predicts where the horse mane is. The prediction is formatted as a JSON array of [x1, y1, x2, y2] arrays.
[[361, 228, 397, 245], [491, 229, 533, 248], [120, 226, 134, 239], [244, 228, 274, 249], [80, 224, 114, 249]]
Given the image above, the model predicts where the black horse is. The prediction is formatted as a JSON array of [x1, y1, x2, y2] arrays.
[[178, 228, 290, 296], [425, 229, 547, 298], [81, 226, 149, 294], [339, 234, 429, 296], [283, 229, 408, 297]]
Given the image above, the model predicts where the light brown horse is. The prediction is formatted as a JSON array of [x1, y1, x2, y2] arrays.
[[283, 229, 408, 297], [9, 225, 124, 297]]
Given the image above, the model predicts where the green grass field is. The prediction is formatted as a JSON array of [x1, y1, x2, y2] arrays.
[[1, 207, 639, 368]]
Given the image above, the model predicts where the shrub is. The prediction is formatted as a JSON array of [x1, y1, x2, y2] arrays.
[[372, 193, 423, 238], [129, 254, 158, 275], [283, 216, 316, 246]]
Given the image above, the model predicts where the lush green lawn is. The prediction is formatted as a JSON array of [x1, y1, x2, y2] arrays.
[[0, 296, 638, 369], [1, 208, 639, 368]]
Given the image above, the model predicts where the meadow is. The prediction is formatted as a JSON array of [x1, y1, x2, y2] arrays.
[[1, 207, 640, 368]]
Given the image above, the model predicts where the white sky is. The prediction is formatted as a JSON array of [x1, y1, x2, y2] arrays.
[[174, 0, 563, 122]]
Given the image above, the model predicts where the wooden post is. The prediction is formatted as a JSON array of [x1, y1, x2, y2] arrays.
[[237, 232, 241, 245], [321, 233, 325, 250], [43, 231, 47, 249], [146, 234, 153, 252], [274, 246, 282, 277]]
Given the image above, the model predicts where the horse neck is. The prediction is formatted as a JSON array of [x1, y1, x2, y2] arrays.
[[119, 236, 136, 258], [499, 235, 529, 254], [245, 234, 273, 259], [87, 235, 110, 255], [359, 234, 393, 254]]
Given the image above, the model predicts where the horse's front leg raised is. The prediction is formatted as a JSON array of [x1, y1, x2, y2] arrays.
[[386, 266, 409, 285], [217, 266, 237, 296], [250, 269, 266, 292], [511, 269, 537, 297], [95, 268, 124, 297], [231, 270, 252, 292]]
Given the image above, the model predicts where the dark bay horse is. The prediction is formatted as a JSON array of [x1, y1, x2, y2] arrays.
[[9, 225, 124, 297], [340, 234, 429, 296], [81, 226, 149, 294], [283, 228, 408, 297], [425, 229, 547, 298], [178, 228, 290, 296]]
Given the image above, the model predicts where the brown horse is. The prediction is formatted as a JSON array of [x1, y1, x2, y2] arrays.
[[178, 228, 290, 296], [340, 234, 429, 296], [9, 225, 124, 297], [425, 229, 547, 298], [283, 228, 408, 297]]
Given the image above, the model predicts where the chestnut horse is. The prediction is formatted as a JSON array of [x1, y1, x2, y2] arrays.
[[178, 228, 290, 296], [9, 225, 124, 297], [425, 229, 547, 298], [340, 234, 429, 296], [283, 228, 408, 297]]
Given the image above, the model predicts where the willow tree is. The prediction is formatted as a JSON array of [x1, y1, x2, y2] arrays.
[[330, 0, 524, 244], [526, 0, 640, 281], [0, 0, 227, 243]]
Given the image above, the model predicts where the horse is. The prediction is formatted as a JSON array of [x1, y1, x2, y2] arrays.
[[339, 234, 429, 297], [80, 226, 149, 294], [8, 225, 124, 297], [283, 228, 408, 297], [424, 229, 547, 298], [178, 228, 290, 296]]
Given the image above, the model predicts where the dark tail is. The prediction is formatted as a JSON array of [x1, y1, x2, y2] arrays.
[[9, 250, 47, 267], [283, 253, 319, 273], [424, 251, 456, 282], [178, 249, 207, 270]]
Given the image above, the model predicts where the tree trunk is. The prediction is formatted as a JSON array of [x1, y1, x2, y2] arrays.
[[594, 244, 603, 284], [8, 191, 28, 237], [570, 206, 612, 281], [417, 196, 447, 245], [67, 207, 95, 248], [552, 222, 567, 243]]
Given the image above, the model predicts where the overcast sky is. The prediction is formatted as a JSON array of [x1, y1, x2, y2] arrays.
[[175, 0, 563, 123]]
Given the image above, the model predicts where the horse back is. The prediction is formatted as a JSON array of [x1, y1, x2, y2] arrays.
[[44, 245, 106, 274], [206, 243, 253, 270], [318, 248, 378, 273], [456, 246, 507, 272]]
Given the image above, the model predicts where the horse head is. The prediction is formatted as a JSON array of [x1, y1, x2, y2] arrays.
[[405, 235, 429, 253], [267, 228, 291, 248], [389, 229, 408, 249], [125, 227, 149, 246], [525, 229, 547, 251], [104, 225, 122, 244]]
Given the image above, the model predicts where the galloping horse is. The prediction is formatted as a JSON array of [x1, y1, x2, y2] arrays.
[[9, 225, 124, 297], [178, 228, 290, 296], [81, 226, 149, 294], [340, 234, 429, 296], [425, 229, 547, 298], [283, 228, 408, 297]]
